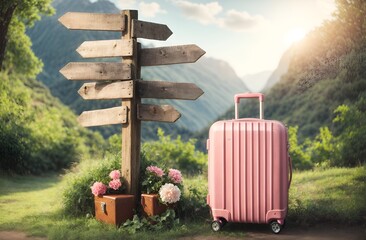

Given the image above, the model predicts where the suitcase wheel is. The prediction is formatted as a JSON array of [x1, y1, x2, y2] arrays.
[[211, 220, 222, 232], [270, 221, 282, 234]]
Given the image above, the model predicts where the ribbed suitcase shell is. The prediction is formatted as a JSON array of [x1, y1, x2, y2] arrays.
[[207, 117, 290, 226]]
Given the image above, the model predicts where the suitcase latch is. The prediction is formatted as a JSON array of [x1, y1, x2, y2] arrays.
[[101, 202, 107, 214]]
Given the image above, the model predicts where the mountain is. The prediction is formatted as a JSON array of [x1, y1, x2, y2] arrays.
[[241, 70, 272, 92], [216, 3, 366, 141], [27, 0, 249, 140], [263, 47, 293, 91]]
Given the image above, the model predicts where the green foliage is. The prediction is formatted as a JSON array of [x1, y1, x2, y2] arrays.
[[62, 132, 208, 219], [288, 166, 366, 225], [1, 0, 54, 77], [143, 129, 207, 175], [122, 209, 179, 234], [309, 127, 338, 168], [62, 153, 121, 216], [288, 101, 366, 170], [0, 72, 101, 174], [3, 17, 43, 77], [288, 126, 312, 170], [333, 101, 366, 166], [1, 167, 366, 239], [178, 175, 209, 221], [141, 168, 165, 195], [7, 0, 54, 26]]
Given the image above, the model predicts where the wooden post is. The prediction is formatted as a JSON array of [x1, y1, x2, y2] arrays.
[[121, 10, 141, 196], [59, 9, 205, 201]]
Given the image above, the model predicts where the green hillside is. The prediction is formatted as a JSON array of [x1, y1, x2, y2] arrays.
[[198, 0, 366, 167], [0, 71, 104, 174], [27, 0, 249, 140], [267, 1, 365, 139], [218, 0, 365, 135]]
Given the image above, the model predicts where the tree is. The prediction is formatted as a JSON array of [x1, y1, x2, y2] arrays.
[[333, 101, 366, 166], [0, 0, 53, 76]]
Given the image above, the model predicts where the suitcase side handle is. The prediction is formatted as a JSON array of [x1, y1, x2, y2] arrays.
[[234, 93, 264, 119], [288, 156, 293, 189]]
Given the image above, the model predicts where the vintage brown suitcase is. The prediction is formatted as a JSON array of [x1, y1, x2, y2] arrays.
[[94, 194, 135, 226]]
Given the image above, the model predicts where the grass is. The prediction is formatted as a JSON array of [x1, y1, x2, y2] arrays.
[[0, 166, 365, 239], [288, 166, 366, 225], [0, 173, 213, 239]]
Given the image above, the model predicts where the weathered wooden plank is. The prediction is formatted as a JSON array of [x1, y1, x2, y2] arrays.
[[138, 80, 203, 100], [140, 44, 206, 66], [137, 104, 181, 123], [78, 106, 127, 127], [58, 12, 125, 31], [121, 10, 140, 196], [132, 19, 172, 40], [78, 80, 133, 100], [60, 62, 131, 81], [76, 39, 133, 58]]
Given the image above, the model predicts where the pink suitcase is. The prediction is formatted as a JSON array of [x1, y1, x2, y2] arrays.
[[206, 93, 292, 234]]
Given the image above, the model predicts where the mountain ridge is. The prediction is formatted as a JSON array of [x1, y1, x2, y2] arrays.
[[27, 0, 250, 139]]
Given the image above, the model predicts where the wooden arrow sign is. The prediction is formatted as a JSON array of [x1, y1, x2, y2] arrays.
[[58, 12, 125, 31], [60, 62, 131, 81], [77, 39, 133, 58], [140, 44, 205, 66], [132, 19, 172, 40], [137, 104, 181, 122], [78, 106, 127, 127], [78, 80, 133, 100], [138, 80, 203, 100]]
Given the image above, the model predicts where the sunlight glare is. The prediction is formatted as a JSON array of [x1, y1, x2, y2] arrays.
[[284, 28, 307, 46]]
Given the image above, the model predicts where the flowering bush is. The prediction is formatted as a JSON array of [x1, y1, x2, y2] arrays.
[[91, 169, 124, 196], [168, 169, 182, 184], [159, 183, 181, 204], [142, 165, 183, 204]]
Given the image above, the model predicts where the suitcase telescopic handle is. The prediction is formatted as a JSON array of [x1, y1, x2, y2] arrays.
[[234, 93, 265, 119]]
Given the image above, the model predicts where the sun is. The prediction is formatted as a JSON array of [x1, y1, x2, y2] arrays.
[[284, 28, 307, 46]]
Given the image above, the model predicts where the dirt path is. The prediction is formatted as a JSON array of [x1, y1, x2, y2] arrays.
[[1, 225, 365, 240], [0, 231, 45, 240], [180, 224, 366, 240]]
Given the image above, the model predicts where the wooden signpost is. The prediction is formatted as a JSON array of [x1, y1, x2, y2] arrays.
[[59, 10, 205, 197]]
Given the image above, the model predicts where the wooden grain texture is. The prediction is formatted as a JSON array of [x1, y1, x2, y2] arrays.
[[140, 44, 206, 66], [59, 62, 131, 80], [78, 80, 133, 100], [132, 19, 172, 40], [121, 10, 141, 197], [76, 39, 133, 58], [77, 106, 127, 127], [138, 80, 203, 100], [58, 12, 125, 31], [137, 104, 181, 122]]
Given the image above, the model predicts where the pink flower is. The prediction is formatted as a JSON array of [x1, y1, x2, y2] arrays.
[[91, 182, 107, 196], [159, 183, 181, 204], [109, 170, 120, 180], [168, 169, 182, 184], [109, 179, 122, 190], [146, 165, 164, 177]]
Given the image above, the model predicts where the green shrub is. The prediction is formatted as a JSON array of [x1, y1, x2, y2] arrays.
[[309, 126, 338, 168], [143, 128, 207, 175], [178, 175, 210, 221], [0, 72, 96, 174], [288, 126, 313, 170], [62, 154, 121, 216], [333, 102, 366, 166]]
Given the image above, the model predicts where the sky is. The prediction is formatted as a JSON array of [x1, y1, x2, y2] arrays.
[[96, 0, 336, 77]]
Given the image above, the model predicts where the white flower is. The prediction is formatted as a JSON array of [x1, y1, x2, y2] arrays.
[[159, 183, 181, 204]]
